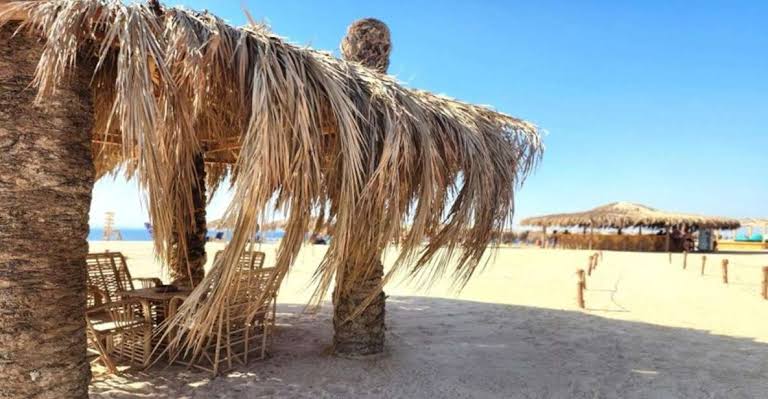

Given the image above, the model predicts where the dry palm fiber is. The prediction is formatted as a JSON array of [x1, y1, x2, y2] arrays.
[[341, 18, 391, 74], [521, 202, 739, 230], [0, 0, 543, 361]]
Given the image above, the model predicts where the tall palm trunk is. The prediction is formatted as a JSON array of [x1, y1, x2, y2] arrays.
[[332, 18, 392, 356], [0, 26, 94, 399], [333, 259, 386, 356], [169, 153, 207, 288]]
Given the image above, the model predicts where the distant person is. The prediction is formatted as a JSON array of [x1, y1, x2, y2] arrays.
[[310, 233, 327, 245], [683, 231, 694, 252]]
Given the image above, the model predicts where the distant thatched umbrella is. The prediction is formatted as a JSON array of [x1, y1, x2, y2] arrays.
[[0, 0, 542, 383], [521, 202, 740, 230], [208, 218, 294, 232], [739, 218, 768, 228]]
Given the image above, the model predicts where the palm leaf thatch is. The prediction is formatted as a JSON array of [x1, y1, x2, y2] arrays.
[[521, 202, 740, 230], [0, 0, 542, 360], [739, 218, 768, 228]]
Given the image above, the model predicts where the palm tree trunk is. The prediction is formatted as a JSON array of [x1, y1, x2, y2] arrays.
[[333, 259, 385, 356], [0, 26, 94, 398], [169, 153, 207, 288]]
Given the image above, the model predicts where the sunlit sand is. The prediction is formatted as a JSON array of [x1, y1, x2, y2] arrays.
[[88, 242, 768, 398]]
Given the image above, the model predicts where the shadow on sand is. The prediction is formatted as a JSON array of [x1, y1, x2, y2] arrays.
[[90, 296, 768, 398]]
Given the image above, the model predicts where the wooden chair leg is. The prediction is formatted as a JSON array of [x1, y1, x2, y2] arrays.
[[261, 319, 269, 360], [244, 324, 250, 364], [89, 332, 118, 374]]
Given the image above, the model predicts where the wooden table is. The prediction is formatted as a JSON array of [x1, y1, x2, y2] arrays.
[[118, 287, 191, 327]]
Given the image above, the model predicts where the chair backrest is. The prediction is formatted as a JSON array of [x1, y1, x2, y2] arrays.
[[86, 252, 134, 306], [225, 266, 277, 327], [213, 250, 265, 271]]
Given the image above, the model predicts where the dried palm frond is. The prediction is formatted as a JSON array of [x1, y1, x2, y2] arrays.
[[1, 0, 543, 361]]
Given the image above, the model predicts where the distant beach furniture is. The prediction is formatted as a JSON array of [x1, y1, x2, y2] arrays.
[[735, 218, 767, 242], [718, 218, 768, 251]]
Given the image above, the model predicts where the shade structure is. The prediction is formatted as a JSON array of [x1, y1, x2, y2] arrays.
[[208, 218, 285, 231], [0, 0, 543, 365], [739, 218, 768, 228], [521, 202, 740, 230]]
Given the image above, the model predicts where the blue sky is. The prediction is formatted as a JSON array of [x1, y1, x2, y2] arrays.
[[91, 0, 768, 227]]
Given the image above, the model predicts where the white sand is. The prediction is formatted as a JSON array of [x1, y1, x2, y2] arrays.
[[88, 242, 768, 398]]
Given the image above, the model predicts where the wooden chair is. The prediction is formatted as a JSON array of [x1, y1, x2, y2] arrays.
[[212, 249, 266, 270], [169, 254, 277, 375], [86, 299, 154, 369], [85, 252, 158, 372], [212, 250, 275, 333], [86, 251, 161, 306]]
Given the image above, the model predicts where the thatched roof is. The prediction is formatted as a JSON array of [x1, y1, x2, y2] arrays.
[[208, 218, 306, 232], [521, 202, 740, 230], [0, 0, 542, 358], [739, 218, 768, 228]]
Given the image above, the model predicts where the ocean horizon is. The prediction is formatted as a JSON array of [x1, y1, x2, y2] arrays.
[[88, 227, 285, 242]]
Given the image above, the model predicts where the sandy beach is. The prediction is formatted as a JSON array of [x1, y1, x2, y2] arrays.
[[85, 242, 768, 398]]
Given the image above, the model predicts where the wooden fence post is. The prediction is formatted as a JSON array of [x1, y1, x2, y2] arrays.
[[700, 255, 707, 276], [577, 269, 585, 309], [577, 269, 586, 290], [683, 251, 688, 270], [721, 259, 728, 284], [761, 266, 768, 299]]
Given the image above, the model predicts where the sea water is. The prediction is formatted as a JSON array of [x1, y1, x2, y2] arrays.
[[88, 228, 286, 242]]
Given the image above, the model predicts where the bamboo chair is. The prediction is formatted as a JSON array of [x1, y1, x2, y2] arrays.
[[168, 255, 277, 376], [85, 252, 158, 372], [86, 299, 154, 369], [213, 249, 265, 270], [212, 250, 276, 333], [86, 251, 162, 305]]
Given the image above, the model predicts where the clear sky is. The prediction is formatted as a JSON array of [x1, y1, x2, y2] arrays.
[[91, 0, 768, 228]]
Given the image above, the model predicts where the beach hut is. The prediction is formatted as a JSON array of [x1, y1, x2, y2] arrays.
[[521, 202, 740, 251], [0, 1, 542, 396]]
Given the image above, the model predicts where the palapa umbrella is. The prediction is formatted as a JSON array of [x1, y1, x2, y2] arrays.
[[0, 1, 542, 388]]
